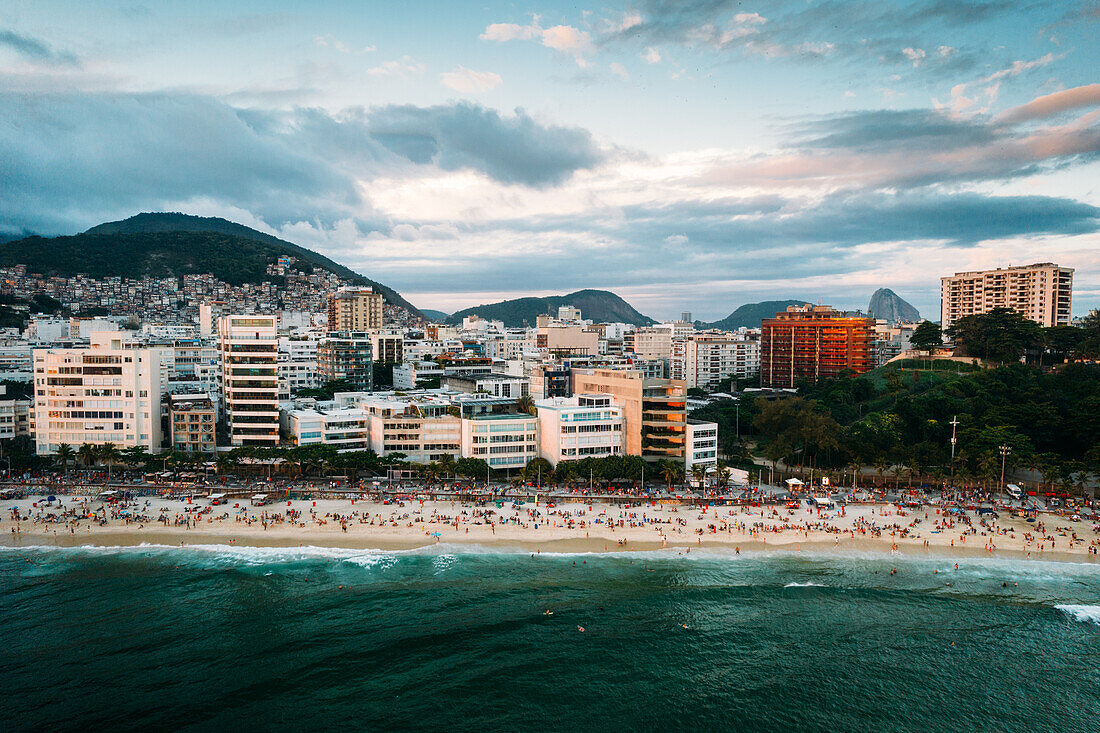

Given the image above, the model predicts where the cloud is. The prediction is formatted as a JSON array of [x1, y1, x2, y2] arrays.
[[0, 93, 607, 237], [0, 28, 79, 65], [439, 67, 502, 93], [609, 62, 629, 79], [999, 83, 1100, 123], [642, 47, 661, 64], [480, 22, 540, 42], [367, 103, 605, 186], [366, 56, 425, 78], [481, 19, 592, 65], [981, 53, 1058, 83], [902, 47, 926, 66], [595, 0, 1021, 76]]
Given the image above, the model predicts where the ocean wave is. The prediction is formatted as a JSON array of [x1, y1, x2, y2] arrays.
[[784, 581, 825, 587], [1056, 604, 1100, 624]]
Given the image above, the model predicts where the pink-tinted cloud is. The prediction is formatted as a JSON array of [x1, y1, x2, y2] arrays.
[[999, 83, 1100, 123]]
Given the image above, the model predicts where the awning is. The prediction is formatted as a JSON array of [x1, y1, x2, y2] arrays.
[[785, 478, 804, 486]]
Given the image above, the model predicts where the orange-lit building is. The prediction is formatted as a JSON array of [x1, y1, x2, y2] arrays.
[[760, 305, 875, 388]]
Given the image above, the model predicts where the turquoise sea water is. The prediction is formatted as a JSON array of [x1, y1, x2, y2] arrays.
[[1, 545, 1098, 732]]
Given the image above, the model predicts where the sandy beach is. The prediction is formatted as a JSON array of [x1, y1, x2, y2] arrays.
[[4, 494, 1100, 563]]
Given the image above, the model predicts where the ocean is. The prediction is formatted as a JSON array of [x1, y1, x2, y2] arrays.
[[1, 545, 1097, 732]]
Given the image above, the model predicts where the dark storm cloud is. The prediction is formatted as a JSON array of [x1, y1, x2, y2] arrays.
[[369, 190, 1100, 294], [0, 93, 607, 236], [367, 103, 605, 187], [0, 93, 356, 235]]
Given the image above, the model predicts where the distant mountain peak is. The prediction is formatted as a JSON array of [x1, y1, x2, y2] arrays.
[[867, 288, 919, 323], [702, 299, 808, 330], [447, 289, 654, 327]]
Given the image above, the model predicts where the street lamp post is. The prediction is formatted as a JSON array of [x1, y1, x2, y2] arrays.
[[949, 415, 959, 478], [999, 444, 1011, 496]]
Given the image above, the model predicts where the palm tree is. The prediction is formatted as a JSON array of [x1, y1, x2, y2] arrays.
[[517, 393, 536, 416], [121, 446, 150, 470], [420, 462, 441, 486], [690, 463, 709, 489], [98, 443, 121, 481], [436, 453, 457, 482], [56, 443, 75, 474], [78, 443, 98, 469], [659, 460, 683, 491]]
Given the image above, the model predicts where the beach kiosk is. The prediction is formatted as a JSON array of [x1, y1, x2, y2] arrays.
[[250, 493, 270, 507]]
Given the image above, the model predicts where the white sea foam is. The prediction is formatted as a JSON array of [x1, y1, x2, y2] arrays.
[[1056, 604, 1100, 624], [784, 581, 825, 588]]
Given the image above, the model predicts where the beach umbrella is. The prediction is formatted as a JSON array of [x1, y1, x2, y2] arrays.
[[47, 495, 56, 502]]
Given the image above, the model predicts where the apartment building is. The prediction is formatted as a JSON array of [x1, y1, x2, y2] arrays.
[[674, 334, 761, 389], [360, 393, 461, 462], [570, 368, 688, 463], [760, 305, 875, 388], [281, 400, 371, 452], [326, 286, 383, 331], [0, 389, 33, 441], [278, 358, 321, 399], [218, 315, 279, 446], [462, 413, 539, 470], [318, 332, 374, 390], [442, 373, 528, 398], [169, 393, 216, 453], [940, 262, 1074, 329], [536, 324, 601, 356], [535, 394, 624, 465], [32, 331, 168, 454], [685, 419, 719, 473], [369, 330, 404, 364], [631, 326, 674, 360]]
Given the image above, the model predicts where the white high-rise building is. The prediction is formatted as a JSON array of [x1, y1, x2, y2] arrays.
[[940, 263, 1074, 330], [674, 335, 761, 389], [219, 315, 279, 446], [32, 331, 169, 454]]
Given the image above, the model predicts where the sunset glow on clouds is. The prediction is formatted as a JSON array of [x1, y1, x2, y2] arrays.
[[1, 0, 1098, 319]]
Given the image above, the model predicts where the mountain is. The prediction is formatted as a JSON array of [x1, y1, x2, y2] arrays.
[[419, 309, 451, 322], [0, 212, 421, 317], [702, 300, 807, 330], [867, 288, 920, 323], [447, 289, 655, 327]]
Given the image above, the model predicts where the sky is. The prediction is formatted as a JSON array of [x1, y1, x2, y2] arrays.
[[1, 1, 1099, 321]]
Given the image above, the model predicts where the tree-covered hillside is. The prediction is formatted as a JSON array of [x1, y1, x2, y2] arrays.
[[0, 213, 422, 316], [447, 289, 655, 327]]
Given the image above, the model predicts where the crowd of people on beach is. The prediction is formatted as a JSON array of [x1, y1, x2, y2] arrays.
[[5, 483, 1100, 559]]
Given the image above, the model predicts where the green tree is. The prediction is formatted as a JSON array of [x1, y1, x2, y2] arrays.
[[455, 457, 489, 480], [516, 393, 537, 416], [947, 308, 1043, 364], [55, 443, 75, 474], [658, 459, 684, 489], [121, 446, 150, 468], [910, 320, 943, 352], [523, 457, 553, 484], [98, 443, 121, 480], [77, 443, 98, 468]]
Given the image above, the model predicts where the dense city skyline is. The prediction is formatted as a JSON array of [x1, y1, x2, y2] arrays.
[[2, 1, 1099, 320]]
